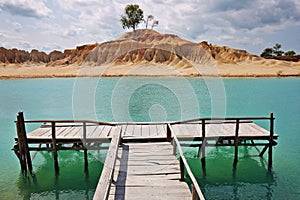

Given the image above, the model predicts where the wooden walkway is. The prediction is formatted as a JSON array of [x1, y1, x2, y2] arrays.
[[109, 142, 192, 200], [13, 112, 278, 200]]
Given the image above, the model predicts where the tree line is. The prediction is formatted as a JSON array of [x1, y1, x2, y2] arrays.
[[261, 43, 297, 57]]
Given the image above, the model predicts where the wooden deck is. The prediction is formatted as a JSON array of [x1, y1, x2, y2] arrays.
[[109, 142, 192, 200], [13, 112, 278, 200], [25, 122, 277, 141]]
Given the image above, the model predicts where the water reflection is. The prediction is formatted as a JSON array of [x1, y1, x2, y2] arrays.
[[16, 151, 104, 200], [184, 146, 277, 200]]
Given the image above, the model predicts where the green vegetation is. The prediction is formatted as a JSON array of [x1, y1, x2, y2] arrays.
[[120, 4, 159, 32], [145, 15, 153, 29], [121, 4, 144, 31], [272, 43, 284, 56], [145, 15, 159, 30], [261, 43, 297, 57], [284, 50, 296, 56], [260, 43, 299, 62]]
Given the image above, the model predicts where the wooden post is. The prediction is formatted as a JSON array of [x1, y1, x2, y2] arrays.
[[201, 119, 206, 173], [172, 139, 176, 155], [167, 124, 171, 142], [268, 113, 274, 171], [233, 119, 239, 166], [180, 157, 185, 181], [83, 122, 88, 171], [17, 112, 33, 175], [16, 113, 27, 175], [20, 112, 33, 175], [192, 183, 199, 200], [51, 122, 59, 173]]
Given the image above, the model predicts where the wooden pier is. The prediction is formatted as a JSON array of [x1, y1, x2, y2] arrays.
[[12, 112, 278, 200]]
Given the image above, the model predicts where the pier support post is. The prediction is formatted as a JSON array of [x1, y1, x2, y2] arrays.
[[200, 119, 206, 174], [233, 119, 239, 167], [83, 122, 88, 171], [16, 114, 27, 175], [268, 113, 274, 171], [167, 124, 171, 142], [172, 139, 176, 155], [51, 122, 59, 173], [180, 157, 185, 181], [16, 112, 33, 175]]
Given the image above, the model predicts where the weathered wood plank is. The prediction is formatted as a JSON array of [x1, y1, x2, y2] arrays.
[[101, 126, 113, 137], [120, 124, 127, 137], [141, 125, 150, 137], [156, 124, 166, 137], [86, 125, 98, 138], [133, 125, 142, 137], [124, 124, 135, 137], [109, 142, 192, 200], [27, 127, 51, 138], [93, 127, 121, 200], [148, 124, 157, 136], [89, 125, 105, 138]]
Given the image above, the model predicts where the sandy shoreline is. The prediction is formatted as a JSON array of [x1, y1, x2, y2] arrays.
[[0, 60, 299, 79]]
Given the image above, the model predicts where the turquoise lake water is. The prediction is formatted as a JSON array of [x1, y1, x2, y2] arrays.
[[0, 77, 299, 199]]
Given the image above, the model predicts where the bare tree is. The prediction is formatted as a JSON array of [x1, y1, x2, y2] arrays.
[[145, 15, 154, 29], [151, 20, 159, 29]]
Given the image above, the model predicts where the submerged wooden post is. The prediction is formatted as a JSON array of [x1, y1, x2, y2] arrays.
[[17, 112, 33, 175], [83, 122, 88, 171], [51, 122, 59, 173], [233, 119, 240, 166], [16, 113, 27, 175], [201, 119, 206, 173], [268, 113, 274, 171]]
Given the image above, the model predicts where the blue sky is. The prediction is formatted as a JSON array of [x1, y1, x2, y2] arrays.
[[0, 0, 299, 55]]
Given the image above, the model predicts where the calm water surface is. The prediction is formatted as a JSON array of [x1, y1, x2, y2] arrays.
[[0, 77, 299, 199]]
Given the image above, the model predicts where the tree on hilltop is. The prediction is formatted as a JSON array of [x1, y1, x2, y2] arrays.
[[260, 48, 274, 57], [260, 43, 298, 61], [273, 43, 284, 56], [145, 15, 159, 30], [121, 4, 144, 32], [145, 15, 154, 29], [261, 43, 285, 57], [151, 19, 159, 29], [284, 50, 296, 56]]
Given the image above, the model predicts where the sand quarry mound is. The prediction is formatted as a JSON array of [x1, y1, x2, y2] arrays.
[[0, 29, 299, 77]]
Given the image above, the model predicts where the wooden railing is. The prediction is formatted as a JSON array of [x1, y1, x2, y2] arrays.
[[93, 127, 121, 200], [16, 117, 117, 173], [168, 124, 206, 200], [170, 113, 275, 170]]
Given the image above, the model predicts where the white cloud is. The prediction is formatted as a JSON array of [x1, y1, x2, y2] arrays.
[[0, 0, 52, 18], [11, 21, 22, 32], [0, 0, 299, 54]]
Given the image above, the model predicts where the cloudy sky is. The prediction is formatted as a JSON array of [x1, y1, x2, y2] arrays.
[[0, 0, 299, 55]]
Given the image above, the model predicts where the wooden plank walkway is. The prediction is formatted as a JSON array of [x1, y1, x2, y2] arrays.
[[109, 142, 192, 200]]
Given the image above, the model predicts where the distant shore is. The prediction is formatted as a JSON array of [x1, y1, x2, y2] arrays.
[[0, 61, 299, 80]]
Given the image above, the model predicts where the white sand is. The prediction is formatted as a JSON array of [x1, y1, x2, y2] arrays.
[[0, 59, 299, 79]]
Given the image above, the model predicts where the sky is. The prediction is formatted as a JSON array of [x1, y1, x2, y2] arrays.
[[0, 0, 299, 55]]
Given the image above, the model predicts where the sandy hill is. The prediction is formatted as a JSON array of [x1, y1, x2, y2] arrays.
[[0, 29, 299, 77]]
